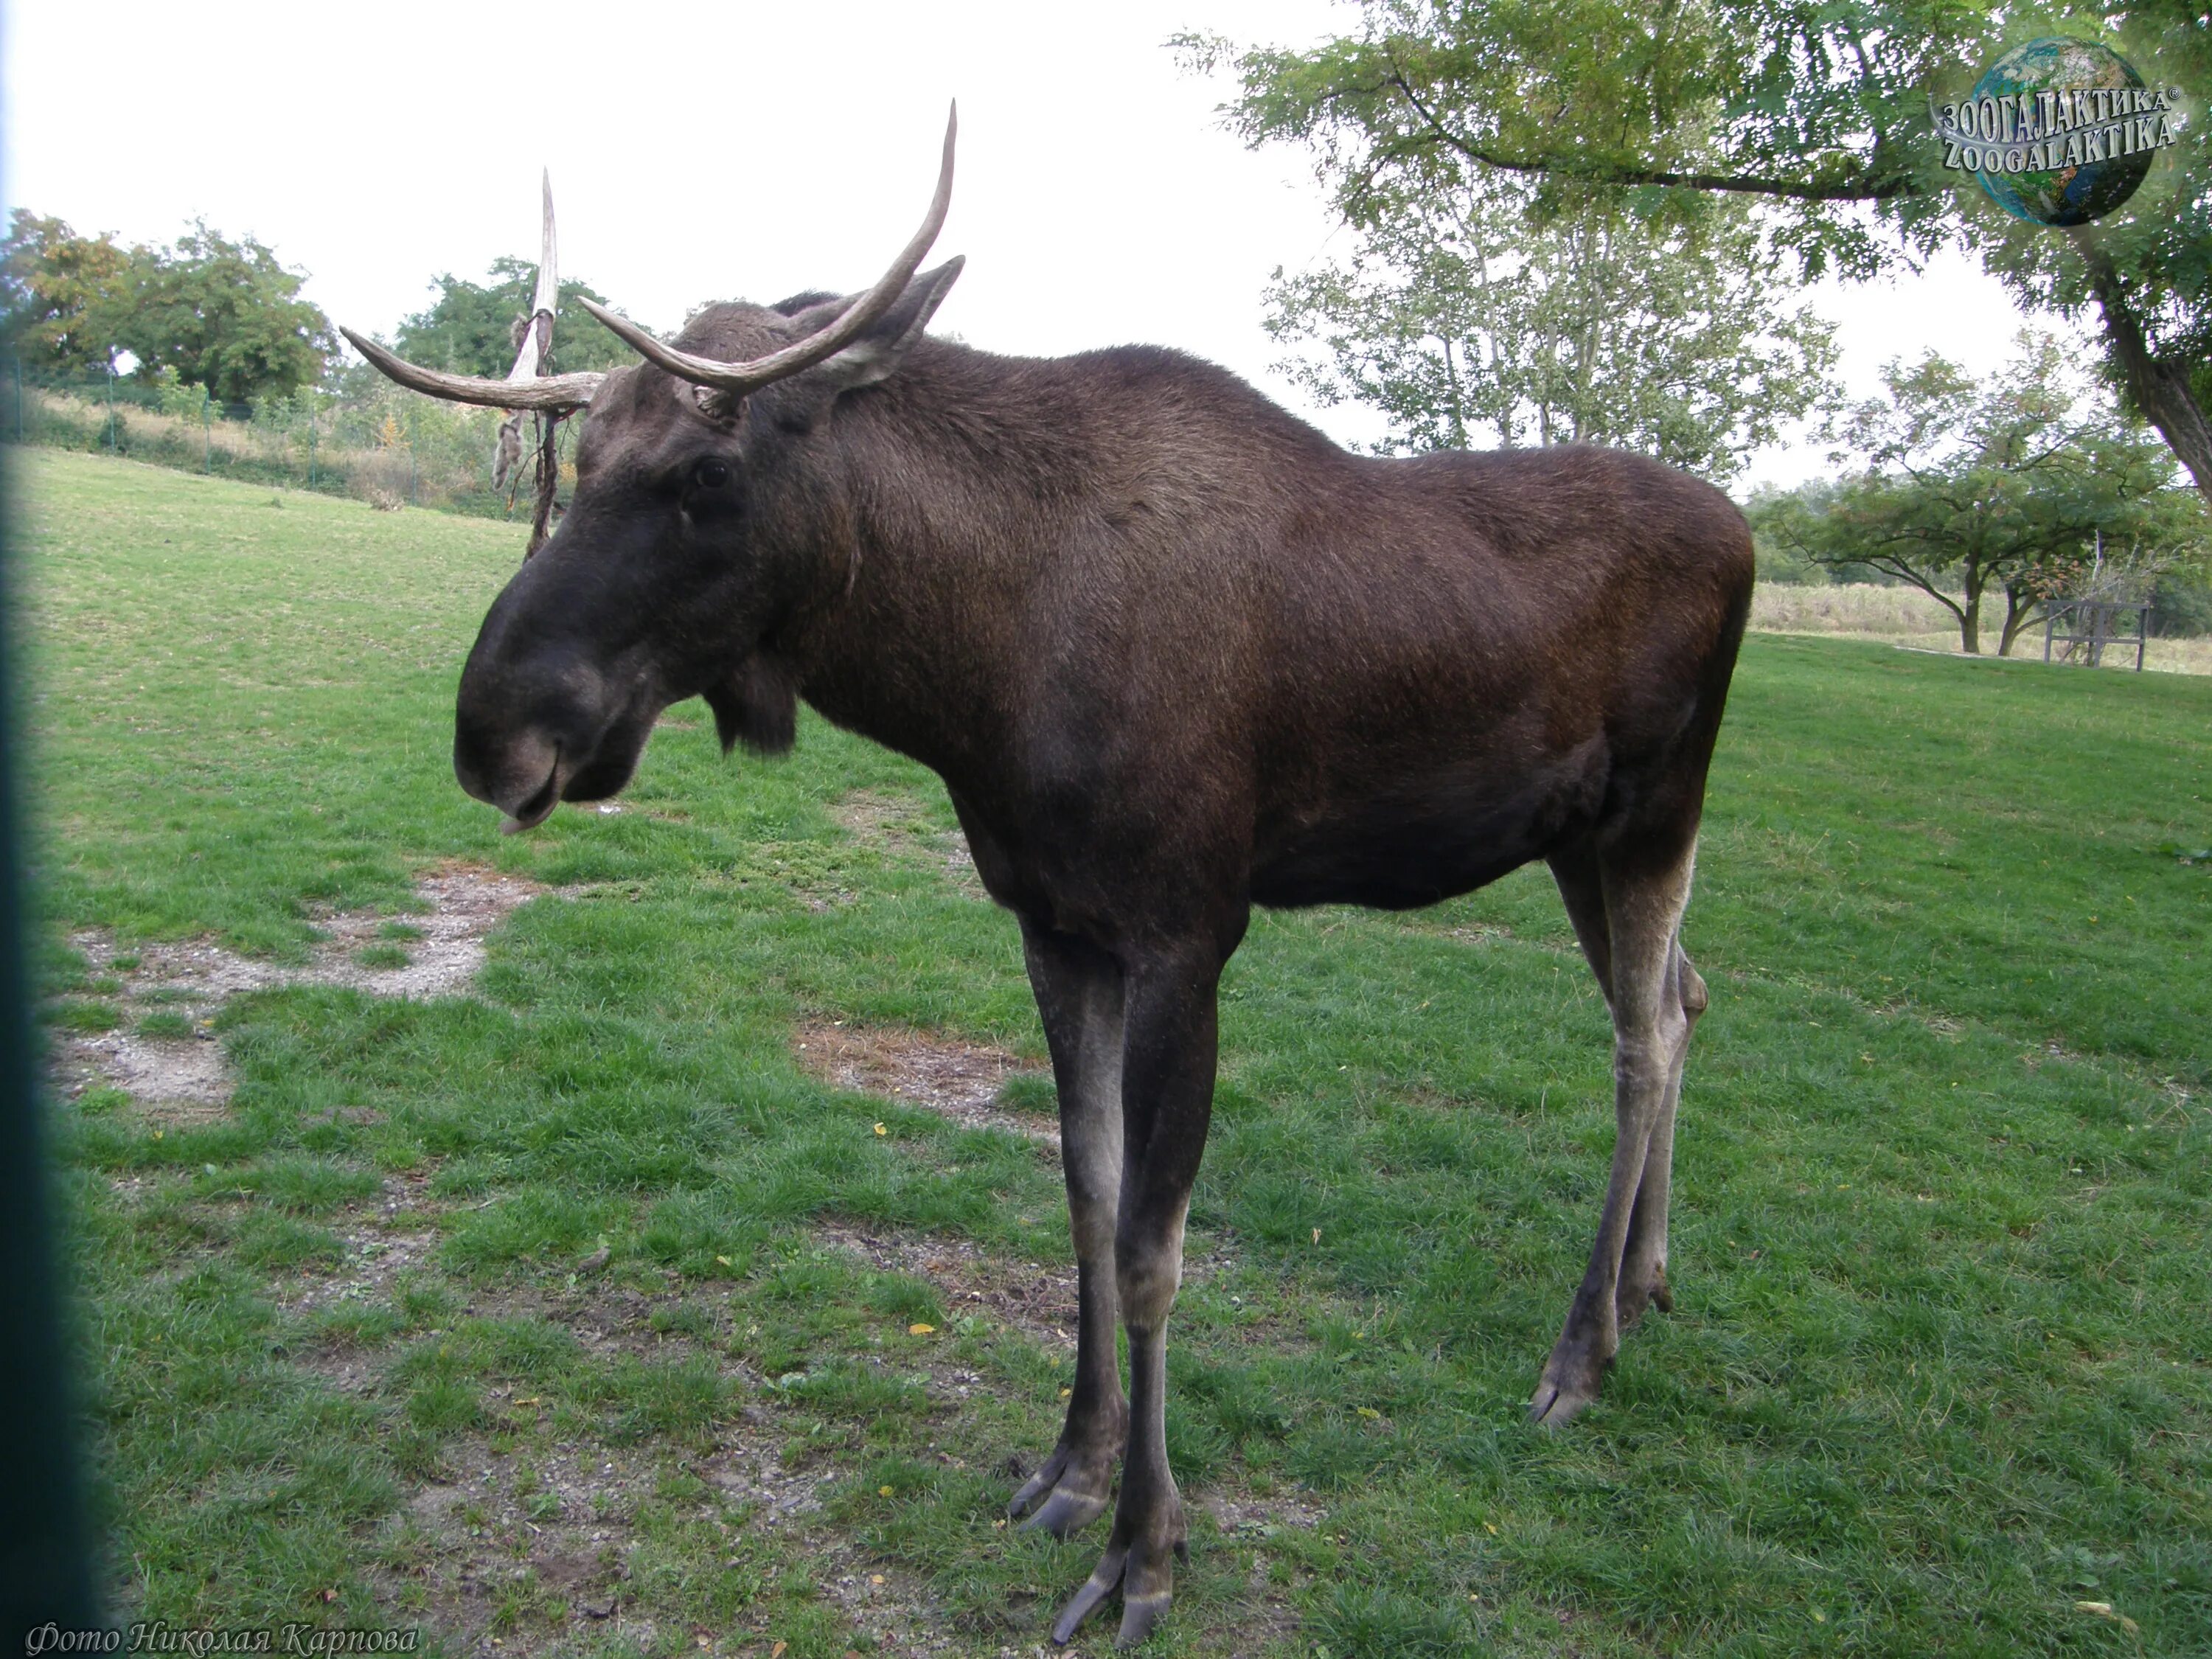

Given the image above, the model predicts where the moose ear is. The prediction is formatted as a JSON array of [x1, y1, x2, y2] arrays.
[[817, 257, 964, 392]]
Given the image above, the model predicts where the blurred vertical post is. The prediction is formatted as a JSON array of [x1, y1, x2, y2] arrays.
[[202, 389, 212, 473], [0, 9, 105, 1632]]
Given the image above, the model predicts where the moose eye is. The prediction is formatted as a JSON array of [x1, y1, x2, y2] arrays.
[[695, 458, 731, 490]]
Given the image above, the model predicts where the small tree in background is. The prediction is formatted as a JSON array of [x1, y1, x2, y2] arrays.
[[125, 222, 333, 406], [394, 259, 632, 379], [1267, 185, 1838, 479], [0, 212, 135, 378], [1752, 333, 2208, 654], [0, 211, 332, 404]]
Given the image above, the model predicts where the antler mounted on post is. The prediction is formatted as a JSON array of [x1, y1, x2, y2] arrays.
[[343, 104, 960, 554], [338, 168, 593, 559], [512, 170, 566, 556]]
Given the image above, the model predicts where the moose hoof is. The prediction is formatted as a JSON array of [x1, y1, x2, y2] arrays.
[[1020, 1485, 1111, 1539], [1528, 1339, 1610, 1429], [1050, 1544, 1126, 1645], [1049, 1535, 1186, 1649], [1050, 1491, 1187, 1649], [1526, 1378, 1598, 1428], [1617, 1267, 1673, 1329], [1009, 1443, 1116, 1538]]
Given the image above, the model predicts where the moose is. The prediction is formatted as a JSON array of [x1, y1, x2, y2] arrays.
[[348, 108, 1753, 1648]]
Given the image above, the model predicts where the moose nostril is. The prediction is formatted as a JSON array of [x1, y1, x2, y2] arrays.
[[511, 762, 560, 826]]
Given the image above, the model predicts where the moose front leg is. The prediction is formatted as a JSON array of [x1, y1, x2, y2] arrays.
[[1009, 922, 1127, 1537], [1052, 942, 1222, 1649]]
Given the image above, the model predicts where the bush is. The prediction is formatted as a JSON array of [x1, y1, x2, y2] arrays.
[[2151, 571, 2212, 638], [347, 447, 414, 512]]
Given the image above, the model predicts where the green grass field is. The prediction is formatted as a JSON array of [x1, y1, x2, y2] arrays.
[[19, 446, 2212, 1658]]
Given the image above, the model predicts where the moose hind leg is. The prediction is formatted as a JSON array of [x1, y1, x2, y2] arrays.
[[1531, 838, 1700, 1428], [1008, 922, 1127, 1537], [1617, 946, 1705, 1327]]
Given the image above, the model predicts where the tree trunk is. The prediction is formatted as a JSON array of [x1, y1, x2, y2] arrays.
[[1958, 583, 1982, 653], [2072, 233, 2212, 507], [1997, 585, 2041, 656]]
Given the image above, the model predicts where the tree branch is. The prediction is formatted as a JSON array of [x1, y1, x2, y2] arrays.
[[1385, 69, 1914, 203]]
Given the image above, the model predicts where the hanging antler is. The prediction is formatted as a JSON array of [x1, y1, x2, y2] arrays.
[[576, 102, 956, 411], [339, 334, 605, 411], [346, 102, 956, 424], [341, 177, 599, 414]]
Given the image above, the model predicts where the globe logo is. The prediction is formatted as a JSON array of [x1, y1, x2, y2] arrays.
[[1933, 38, 2180, 226]]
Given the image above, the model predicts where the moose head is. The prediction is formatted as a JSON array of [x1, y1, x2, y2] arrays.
[[342, 109, 961, 832]]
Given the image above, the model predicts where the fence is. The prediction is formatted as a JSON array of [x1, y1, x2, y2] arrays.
[[0, 359, 579, 527], [2042, 598, 2152, 670]]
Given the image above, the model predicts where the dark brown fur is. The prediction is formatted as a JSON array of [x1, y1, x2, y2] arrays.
[[445, 276, 1753, 1646]]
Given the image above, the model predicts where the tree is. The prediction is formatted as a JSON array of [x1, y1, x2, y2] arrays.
[[0, 212, 135, 376], [394, 259, 632, 379], [1267, 181, 1837, 477], [0, 212, 331, 403], [1181, 1, 2212, 503], [123, 222, 333, 406], [1750, 333, 2208, 653]]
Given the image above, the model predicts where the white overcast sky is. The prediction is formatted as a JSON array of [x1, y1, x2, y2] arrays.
[[4, 0, 2082, 490]]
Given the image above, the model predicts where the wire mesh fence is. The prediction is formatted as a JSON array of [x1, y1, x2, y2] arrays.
[[0, 358, 578, 527]]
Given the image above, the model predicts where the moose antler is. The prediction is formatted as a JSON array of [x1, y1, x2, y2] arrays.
[[577, 102, 956, 406], [339, 332, 606, 411]]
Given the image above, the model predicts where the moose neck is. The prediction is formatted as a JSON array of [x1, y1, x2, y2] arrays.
[[761, 344, 1087, 791]]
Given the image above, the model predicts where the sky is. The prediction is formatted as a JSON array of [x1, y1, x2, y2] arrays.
[[4, 0, 2080, 490]]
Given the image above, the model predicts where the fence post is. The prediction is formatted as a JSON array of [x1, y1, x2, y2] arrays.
[[201, 389, 212, 473], [306, 394, 316, 488], [104, 361, 116, 453]]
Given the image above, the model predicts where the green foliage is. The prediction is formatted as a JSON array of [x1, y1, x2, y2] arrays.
[[392, 257, 632, 378], [1750, 332, 2209, 652], [1267, 184, 1837, 477], [0, 209, 136, 374], [2151, 568, 2212, 636], [1186, 1, 2212, 493], [127, 221, 333, 406], [0, 209, 332, 403]]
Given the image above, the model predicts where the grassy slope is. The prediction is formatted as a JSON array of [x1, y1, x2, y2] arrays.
[[21, 448, 2212, 1657]]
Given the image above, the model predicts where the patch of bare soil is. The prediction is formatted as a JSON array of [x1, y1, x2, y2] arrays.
[[795, 1021, 1057, 1150], [834, 789, 990, 902], [378, 1417, 994, 1659], [375, 1431, 810, 1655], [811, 1222, 1255, 1363], [55, 863, 554, 1123], [817, 1222, 1081, 1357]]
